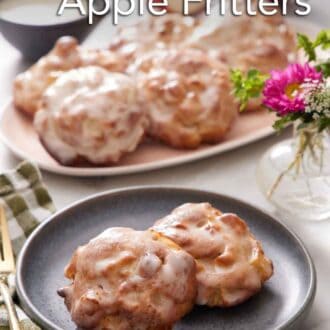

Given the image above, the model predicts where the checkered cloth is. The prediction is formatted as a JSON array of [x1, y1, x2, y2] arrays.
[[0, 161, 56, 329]]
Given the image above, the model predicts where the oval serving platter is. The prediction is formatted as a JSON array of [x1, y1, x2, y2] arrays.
[[16, 187, 316, 330], [0, 19, 320, 177], [0, 102, 276, 177]]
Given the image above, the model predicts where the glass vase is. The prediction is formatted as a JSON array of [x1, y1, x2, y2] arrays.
[[257, 125, 330, 222]]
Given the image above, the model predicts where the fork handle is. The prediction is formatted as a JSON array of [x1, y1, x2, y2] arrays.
[[0, 280, 20, 330]]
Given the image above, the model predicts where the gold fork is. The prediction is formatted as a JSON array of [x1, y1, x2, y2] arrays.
[[0, 206, 20, 330]]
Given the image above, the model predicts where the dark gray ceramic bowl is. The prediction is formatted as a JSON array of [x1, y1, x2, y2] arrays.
[[16, 187, 316, 330], [0, 11, 94, 61]]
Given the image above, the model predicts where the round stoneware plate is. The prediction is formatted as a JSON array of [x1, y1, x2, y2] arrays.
[[16, 187, 316, 330]]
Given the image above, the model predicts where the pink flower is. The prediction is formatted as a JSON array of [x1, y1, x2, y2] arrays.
[[263, 63, 323, 116]]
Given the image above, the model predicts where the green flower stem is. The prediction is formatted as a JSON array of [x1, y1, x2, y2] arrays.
[[267, 126, 325, 198]]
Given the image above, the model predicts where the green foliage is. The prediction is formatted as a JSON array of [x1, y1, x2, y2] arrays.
[[298, 30, 330, 77], [230, 69, 268, 112], [316, 61, 330, 79], [318, 117, 330, 132], [314, 30, 330, 50], [297, 33, 316, 61], [273, 113, 300, 131]]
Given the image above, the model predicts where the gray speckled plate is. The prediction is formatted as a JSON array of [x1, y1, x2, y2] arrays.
[[16, 187, 316, 330]]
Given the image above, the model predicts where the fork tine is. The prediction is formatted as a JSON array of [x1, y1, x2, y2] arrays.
[[0, 207, 15, 273], [0, 207, 20, 330]]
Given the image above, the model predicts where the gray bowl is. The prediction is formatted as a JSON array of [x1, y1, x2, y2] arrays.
[[0, 13, 95, 61]]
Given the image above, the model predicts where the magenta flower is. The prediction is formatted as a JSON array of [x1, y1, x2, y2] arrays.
[[262, 63, 323, 116]]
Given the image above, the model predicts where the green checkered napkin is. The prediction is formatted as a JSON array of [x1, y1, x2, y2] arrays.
[[0, 161, 56, 329]]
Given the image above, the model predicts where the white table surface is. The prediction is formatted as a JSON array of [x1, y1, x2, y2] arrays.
[[0, 2, 329, 329]]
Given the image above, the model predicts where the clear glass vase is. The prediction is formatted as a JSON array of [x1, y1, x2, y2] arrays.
[[257, 125, 330, 222]]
